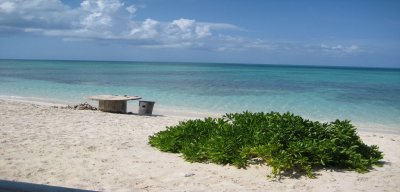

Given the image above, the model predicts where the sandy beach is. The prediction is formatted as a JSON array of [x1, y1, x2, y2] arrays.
[[0, 99, 399, 191]]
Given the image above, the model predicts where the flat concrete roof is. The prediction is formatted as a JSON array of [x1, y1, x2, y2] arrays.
[[87, 95, 142, 101]]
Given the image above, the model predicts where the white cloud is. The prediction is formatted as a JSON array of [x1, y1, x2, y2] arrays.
[[0, 0, 363, 56], [78, 0, 126, 33], [0, 0, 75, 29], [165, 18, 195, 39], [195, 24, 211, 38], [129, 18, 159, 39], [200, 22, 239, 30], [0, 0, 240, 49], [171, 19, 195, 31], [0, 1, 15, 13], [317, 44, 361, 55], [164, 18, 218, 40], [215, 35, 276, 51], [126, 5, 136, 15], [213, 35, 363, 57]]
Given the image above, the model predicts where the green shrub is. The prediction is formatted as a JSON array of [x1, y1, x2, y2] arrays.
[[149, 111, 383, 178]]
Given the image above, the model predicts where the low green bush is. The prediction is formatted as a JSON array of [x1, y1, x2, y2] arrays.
[[149, 111, 383, 178]]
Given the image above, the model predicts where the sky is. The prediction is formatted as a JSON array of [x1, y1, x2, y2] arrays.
[[0, 0, 399, 67]]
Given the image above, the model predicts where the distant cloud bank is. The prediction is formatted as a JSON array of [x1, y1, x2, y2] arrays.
[[0, 0, 238, 47], [0, 0, 361, 56]]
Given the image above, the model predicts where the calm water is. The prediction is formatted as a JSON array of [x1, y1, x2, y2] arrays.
[[1, 59, 399, 131]]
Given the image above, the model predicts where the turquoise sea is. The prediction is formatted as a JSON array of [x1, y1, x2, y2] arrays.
[[0, 59, 399, 132]]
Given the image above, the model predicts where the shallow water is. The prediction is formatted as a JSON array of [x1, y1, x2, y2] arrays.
[[1, 59, 399, 131]]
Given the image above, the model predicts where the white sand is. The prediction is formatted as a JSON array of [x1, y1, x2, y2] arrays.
[[0, 99, 399, 191]]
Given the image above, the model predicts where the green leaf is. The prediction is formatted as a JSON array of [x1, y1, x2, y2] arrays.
[[148, 111, 384, 178]]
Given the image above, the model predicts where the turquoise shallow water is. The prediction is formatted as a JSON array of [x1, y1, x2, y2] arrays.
[[1, 59, 399, 131]]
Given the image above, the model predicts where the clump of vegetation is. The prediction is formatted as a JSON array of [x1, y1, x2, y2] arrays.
[[149, 112, 383, 178]]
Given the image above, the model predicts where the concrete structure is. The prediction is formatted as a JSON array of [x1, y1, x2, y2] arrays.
[[87, 95, 141, 113]]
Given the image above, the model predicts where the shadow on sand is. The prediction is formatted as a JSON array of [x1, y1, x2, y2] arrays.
[[0, 180, 96, 192]]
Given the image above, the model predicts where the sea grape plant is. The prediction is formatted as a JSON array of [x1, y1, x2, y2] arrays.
[[148, 111, 383, 178]]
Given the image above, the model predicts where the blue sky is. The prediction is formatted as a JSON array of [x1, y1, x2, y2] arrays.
[[0, 0, 399, 67]]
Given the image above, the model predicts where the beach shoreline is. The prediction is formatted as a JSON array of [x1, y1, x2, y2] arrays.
[[1, 95, 399, 134], [0, 98, 399, 191]]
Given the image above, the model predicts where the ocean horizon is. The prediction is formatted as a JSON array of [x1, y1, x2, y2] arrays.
[[1, 59, 399, 133]]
